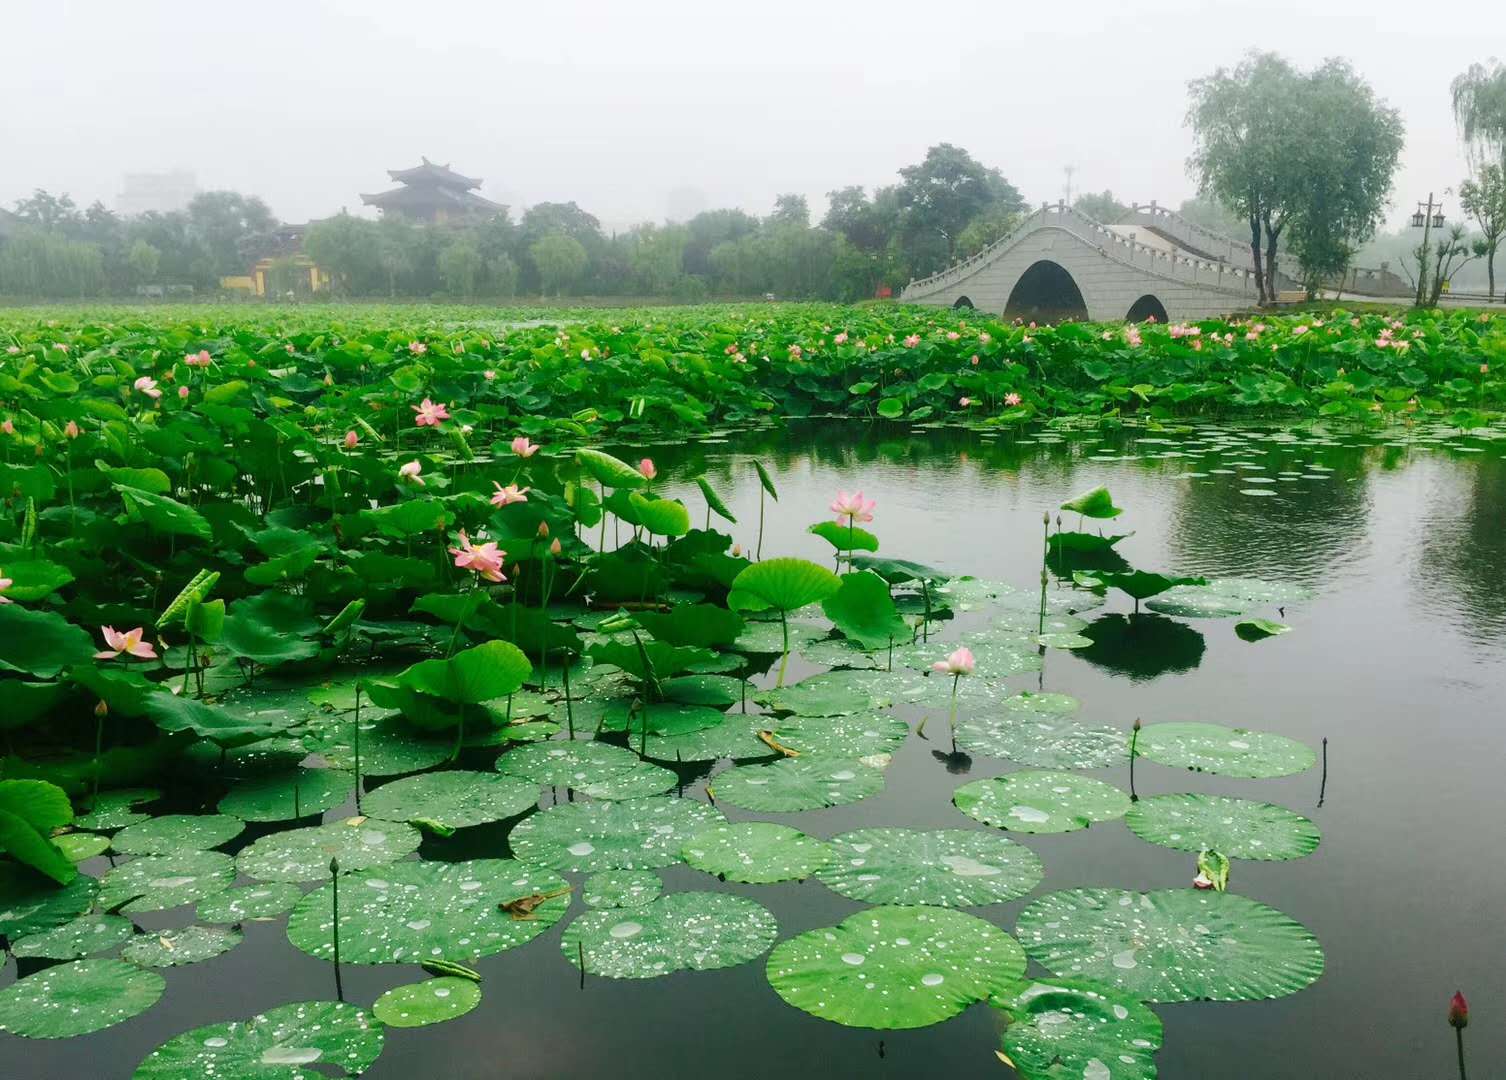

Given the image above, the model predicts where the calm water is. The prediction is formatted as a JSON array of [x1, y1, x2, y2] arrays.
[[6, 420, 1505, 1079]]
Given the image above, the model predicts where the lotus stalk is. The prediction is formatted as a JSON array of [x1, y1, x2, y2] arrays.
[[1449, 991, 1468, 1080], [1129, 717, 1141, 801], [330, 856, 344, 1002]]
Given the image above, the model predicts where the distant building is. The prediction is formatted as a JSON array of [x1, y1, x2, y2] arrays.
[[220, 223, 331, 298], [116, 171, 198, 217], [360, 158, 503, 224]]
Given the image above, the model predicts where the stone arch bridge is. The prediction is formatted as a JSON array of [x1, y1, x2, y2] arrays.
[[899, 201, 1404, 322]]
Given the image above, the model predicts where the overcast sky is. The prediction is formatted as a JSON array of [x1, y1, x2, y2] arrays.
[[2, 0, 1494, 233]]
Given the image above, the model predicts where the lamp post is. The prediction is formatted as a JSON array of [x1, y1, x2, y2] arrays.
[[1411, 194, 1446, 306]]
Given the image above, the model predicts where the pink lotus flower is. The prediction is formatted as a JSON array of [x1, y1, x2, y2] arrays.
[[788, 344, 803, 359], [931, 646, 976, 676], [639, 458, 657, 480], [449, 532, 506, 582], [399, 460, 424, 485], [903, 334, 921, 348], [491, 482, 530, 507], [830, 490, 875, 525], [483, 369, 496, 381], [947, 331, 960, 341], [344, 430, 359, 449], [511, 436, 540, 458], [134, 376, 162, 399], [970, 354, 980, 365], [95, 626, 157, 660], [959, 396, 972, 407], [833, 332, 848, 345], [1, 419, 13, 435], [4, 345, 19, 355], [412, 398, 450, 427], [1004, 392, 1022, 407], [53, 343, 68, 353], [178, 386, 189, 400], [184, 350, 212, 367], [1292, 325, 1308, 336], [64, 420, 80, 439], [0, 570, 12, 603], [1193, 871, 1214, 890], [408, 341, 428, 355]]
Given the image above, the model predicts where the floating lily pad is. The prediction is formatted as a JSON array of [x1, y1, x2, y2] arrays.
[[953, 771, 1130, 834], [766, 905, 1025, 1029], [1145, 577, 1310, 619], [0, 865, 98, 937], [73, 788, 160, 831], [495, 741, 675, 800], [287, 858, 570, 964], [362, 770, 538, 830], [1136, 723, 1315, 778], [372, 978, 480, 1028], [99, 850, 236, 913], [508, 797, 722, 873], [1235, 618, 1291, 641], [0, 959, 164, 1038], [682, 822, 832, 883], [994, 977, 1163, 1080], [123, 924, 244, 967], [710, 757, 884, 812], [582, 870, 661, 909], [996, 610, 1088, 635], [111, 814, 245, 855], [1124, 794, 1320, 860], [54, 833, 110, 862], [303, 713, 451, 776], [1015, 888, 1325, 1002], [934, 577, 1017, 610], [12, 914, 134, 960], [757, 670, 893, 716], [955, 695, 1128, 770], [768, 714, 908, 758], [601, 701, 726, 737], [1035, 632, 1093, 650], [237, 817, 422, 882], [731, 618, 827, 654], [217, 768, 356, 822], [197, 882, 304, 922], [562, 891, 777, 979], [817, 828, 1042, 907], [642, 715, 772, 762], [134, 1000, 383, 1077]]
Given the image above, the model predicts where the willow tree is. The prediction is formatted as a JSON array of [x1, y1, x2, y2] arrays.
[[1452, 61, 1506, 170]]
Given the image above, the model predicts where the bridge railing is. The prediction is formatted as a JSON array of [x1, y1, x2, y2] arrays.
[[903, 200, 1258, 299]]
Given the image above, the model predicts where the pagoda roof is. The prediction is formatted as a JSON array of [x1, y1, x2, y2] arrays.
[[360, 184, 504, 214], [385, 157, 483, 189]]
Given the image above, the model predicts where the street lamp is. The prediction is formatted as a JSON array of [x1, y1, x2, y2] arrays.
[[1411, 193, 1446, 307]]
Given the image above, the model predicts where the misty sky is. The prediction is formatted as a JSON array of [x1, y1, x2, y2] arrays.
[[3, 0, 1495, 233]]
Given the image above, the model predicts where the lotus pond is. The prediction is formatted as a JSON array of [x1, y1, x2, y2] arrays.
[[1, 377, 1504, 1077]]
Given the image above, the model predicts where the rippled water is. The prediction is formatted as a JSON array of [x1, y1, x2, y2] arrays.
[[7, 419, 1505, 1079]]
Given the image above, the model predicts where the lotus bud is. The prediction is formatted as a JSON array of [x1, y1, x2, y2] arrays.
[[344, 431, 359, 449], [94, 699, 108, 718], [1449, 991, 1469, 1029], [537, 521, 550, 538], [1133, 717, 1141, 732], [1042, 511, 1049, 525], [549, 538, 562, 555], [324, 373, 334, 386], [731, 544, 742, 557], [64, 420, 80, 439]]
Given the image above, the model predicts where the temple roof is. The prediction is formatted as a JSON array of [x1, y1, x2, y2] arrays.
[[359, 184, 503, 213], [385, 157, 482, 189]]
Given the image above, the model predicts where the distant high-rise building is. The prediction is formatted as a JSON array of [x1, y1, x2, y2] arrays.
[[116, 171, 199, 217], [360, 158, 502, 224]]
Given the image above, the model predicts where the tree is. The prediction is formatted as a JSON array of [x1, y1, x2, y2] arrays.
[[1074, 190, 1127, 223], [529, 233, 588, 296], [127, 239, 161, 285], [768, 194, 810, 229], [1451, 61, 1506, 171], [1422, 224, 1482, 306], [896, 144, 1023, 268], [13, 190, 82, 233], [682, 209, 758, 277], [955, 205, 1022, 259], [1459, 164, 1506, 298], [186, 191, 277, 278], [437, 240, 483, 298], [488, 252, 519, 298], [305, 213, 382, 295]]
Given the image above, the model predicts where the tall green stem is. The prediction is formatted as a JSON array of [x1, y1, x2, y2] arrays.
[[776, 610, 791, 688]]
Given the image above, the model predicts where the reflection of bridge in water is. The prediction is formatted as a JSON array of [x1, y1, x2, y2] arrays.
[[900, 201, 1411, 322]]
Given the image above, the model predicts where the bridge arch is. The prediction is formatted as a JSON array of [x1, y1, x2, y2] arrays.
[[1126, 294, 1168, 323], [952, 295, 974, 310], [1004, 260, 1088, 323]]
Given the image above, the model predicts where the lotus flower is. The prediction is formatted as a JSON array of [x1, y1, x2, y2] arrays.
[[959, 396, 972, 407], [491, 482, 530, 507], [831, 490, 875, 525], [1449, 991, 1469, 1029], [344, 430, 359, 448], [1192, 871, 1215, 890], [639, 458, 657, 481], [95, 626, 157, 660], [931, 647, 976, 676], [511, 436, 539, 458], [0, 569, 12, 603], [178, 386, 189, 399], [903, 334, 921, 348], [1004, 392, 1022, 407], [833, 332, 848, 345], [1, 419, 13, 435], [549, 538, 562, 555], [184, 349, 212, 367], [412, 398, 450, 427], [449, 532, 506, 582], [5, 345, 19, 355], [484, 369, 497, 381], [399, 460, 424, 485], [134, 376, 162, 399], [64, 420, 80, 439], [408, 341, 427, 355]]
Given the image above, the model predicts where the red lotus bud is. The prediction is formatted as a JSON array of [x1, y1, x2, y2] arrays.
[[537, 521, 550, 538], [94, 700, 108, 718], [1449, 991, 1469, 1029]]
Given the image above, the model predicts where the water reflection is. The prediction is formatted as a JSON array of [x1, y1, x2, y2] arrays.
[[1418, 451, 1506, 647], [1077, 613, 1206, 681]]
